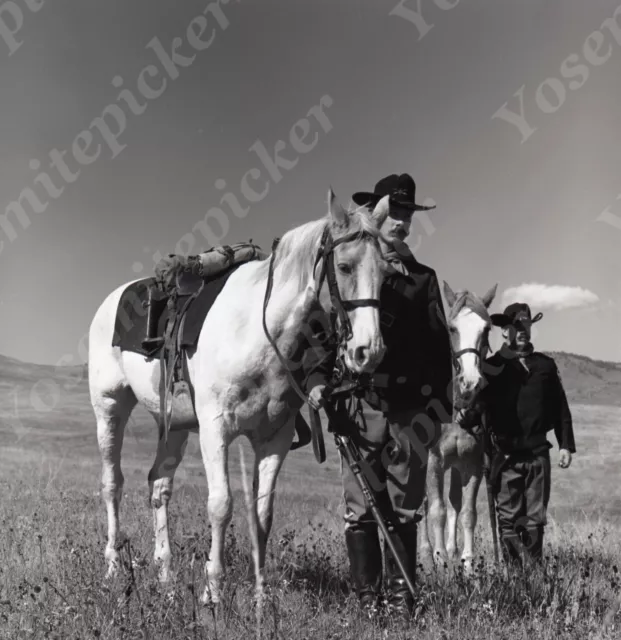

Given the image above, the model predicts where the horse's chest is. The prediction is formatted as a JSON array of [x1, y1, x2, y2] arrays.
[[438, 424, 480, 460], [222, 371, 296, 435]]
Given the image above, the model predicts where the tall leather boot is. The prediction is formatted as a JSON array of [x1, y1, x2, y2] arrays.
[[521, 525, 544, 565], [499, 529, 524, 568], [142, 286, 166, 350], [384, 521, 418, 620], [345, 524, 382, 617]]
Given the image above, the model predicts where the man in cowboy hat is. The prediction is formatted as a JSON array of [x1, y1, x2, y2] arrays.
[[482, 302, 575, 566], [304, 173, 453, 619]]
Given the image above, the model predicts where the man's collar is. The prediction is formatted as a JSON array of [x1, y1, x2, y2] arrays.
[[382, 243, 418, 277]]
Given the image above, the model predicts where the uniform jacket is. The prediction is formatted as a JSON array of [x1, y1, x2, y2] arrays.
[[482, 348, 576, 455], [301, 250, 453, 420]]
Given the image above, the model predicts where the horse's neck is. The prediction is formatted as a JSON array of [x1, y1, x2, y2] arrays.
[[260, 261, 321, 358]]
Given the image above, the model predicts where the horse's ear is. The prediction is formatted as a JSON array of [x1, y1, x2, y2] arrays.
[[328, 187, 348, 227], [481, 283, 498, 308], [370, 195, 390, 227], [443, 280, 457, 307]]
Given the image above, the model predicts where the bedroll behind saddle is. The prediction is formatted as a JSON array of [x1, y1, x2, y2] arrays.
[[155, 243, 266, 297]]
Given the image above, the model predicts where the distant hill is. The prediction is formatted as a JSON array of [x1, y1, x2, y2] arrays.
[[544, 351, 621, 407]]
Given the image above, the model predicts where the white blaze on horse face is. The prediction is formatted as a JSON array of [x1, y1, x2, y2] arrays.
[[338, 240, 385, 373], [453, 308, 487, 394]]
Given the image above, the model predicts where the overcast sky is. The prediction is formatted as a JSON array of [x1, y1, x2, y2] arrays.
[[0, 0, 619, 365]]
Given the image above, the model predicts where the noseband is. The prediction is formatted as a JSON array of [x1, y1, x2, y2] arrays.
[[452, 347, 483, 373]]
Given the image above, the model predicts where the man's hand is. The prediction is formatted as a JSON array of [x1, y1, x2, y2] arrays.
[[559, 449, 572, 469], [308, 385, 327, 411]]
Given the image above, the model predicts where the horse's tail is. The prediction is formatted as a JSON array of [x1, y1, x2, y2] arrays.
[[88, 281, 137, 402]]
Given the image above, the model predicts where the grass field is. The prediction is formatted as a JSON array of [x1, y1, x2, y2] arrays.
[[1, 355, 621, 639]]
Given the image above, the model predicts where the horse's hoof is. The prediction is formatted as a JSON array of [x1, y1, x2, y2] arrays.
[[157, 567, 173, 584], [200, 587, 220, 607], [432, 552, 449, 570], [104, 560, 120, 580]]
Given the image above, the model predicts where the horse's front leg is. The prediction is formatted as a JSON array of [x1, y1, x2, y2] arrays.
[[199, 417, 232, 606], [250, 419, 295, 599], [446, 466, 462, 563], [426, 451, 448, 567], [148, 427, 190, 583], [460, 466, 483, 572]]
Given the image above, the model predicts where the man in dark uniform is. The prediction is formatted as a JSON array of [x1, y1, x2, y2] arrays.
[[305, 173, 453, 618], [483, 302, 575, 566]]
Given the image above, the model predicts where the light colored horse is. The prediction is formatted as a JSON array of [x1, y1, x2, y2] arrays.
[[420, 281, 497, 570], [88, 190, 388, 604]]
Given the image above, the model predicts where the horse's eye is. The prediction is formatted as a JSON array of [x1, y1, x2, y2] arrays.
[[337, 263, 353, 275]]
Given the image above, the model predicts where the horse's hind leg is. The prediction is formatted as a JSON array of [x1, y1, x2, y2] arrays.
[[148, 427, 191, 583], [251, 419, 295, 597], [92, 383, 137, 578]]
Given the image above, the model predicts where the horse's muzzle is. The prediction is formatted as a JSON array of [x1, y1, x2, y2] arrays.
[[346, 342, 385, 374]]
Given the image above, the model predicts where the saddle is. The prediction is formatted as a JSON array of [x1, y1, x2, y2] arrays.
[[144, 243, 267, 439]]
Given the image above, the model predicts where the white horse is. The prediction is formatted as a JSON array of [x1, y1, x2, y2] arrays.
[[420, 281, 497, 570], [88, 190, 389, 604]]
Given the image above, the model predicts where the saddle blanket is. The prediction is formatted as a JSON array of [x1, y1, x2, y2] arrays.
[[111, 268, 240, 357]]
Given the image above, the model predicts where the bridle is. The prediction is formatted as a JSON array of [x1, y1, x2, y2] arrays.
[[450, 315, 492, 419], [312, 226, 381, 345], [262, 224, 381, 406]]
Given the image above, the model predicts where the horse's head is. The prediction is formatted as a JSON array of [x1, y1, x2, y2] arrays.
[[314, 189, 388, 374], [443, 281, 497, 408]]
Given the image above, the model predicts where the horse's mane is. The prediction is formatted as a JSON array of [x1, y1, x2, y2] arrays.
[[252, 207, 380, 291], [448, 290, 491, 323]]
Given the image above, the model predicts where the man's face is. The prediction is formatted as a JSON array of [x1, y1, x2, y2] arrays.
[[502, 317, 532, 346], [378, 203, 413, 246]]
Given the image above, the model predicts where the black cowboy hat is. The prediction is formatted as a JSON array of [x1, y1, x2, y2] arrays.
[[491, 302, 544, 328], [352, 173, 436, 211]]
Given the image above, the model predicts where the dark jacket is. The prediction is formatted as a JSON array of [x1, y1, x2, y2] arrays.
[[482, 349, 576, 455], [302, 253, 453, 419]]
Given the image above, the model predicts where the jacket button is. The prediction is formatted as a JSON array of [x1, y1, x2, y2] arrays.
[[397, 376, 407, 384]]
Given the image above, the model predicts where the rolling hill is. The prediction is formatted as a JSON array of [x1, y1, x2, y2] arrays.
[[0, 349, 617, 407], [0, 349, 618, 463]]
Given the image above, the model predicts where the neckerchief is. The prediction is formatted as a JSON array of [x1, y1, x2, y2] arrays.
[[500, 341, 534, 373]]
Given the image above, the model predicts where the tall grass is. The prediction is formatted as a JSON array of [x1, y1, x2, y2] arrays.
[[1, 463, 620, 640]]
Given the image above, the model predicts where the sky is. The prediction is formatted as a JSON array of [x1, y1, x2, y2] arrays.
[[0, 0, 619, 366]]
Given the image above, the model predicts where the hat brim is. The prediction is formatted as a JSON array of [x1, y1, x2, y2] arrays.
[[351, 191, 436, 211], [491, 311, 544, 327]]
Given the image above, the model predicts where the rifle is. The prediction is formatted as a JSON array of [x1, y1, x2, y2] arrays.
[[308, 377, 416, 600]]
